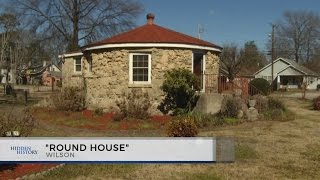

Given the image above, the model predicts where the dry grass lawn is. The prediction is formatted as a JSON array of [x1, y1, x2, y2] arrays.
[[3, 96, 320, 179]]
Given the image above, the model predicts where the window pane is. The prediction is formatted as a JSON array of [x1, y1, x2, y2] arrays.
[[133, 74, 138, 81], [76, 65, 81, 71], [76, 58, 81, 65], [133, 59, 138, 67], [131, 54, 150, 82]]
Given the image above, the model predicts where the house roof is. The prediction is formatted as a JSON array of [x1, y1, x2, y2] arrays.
[[82, 13, 222, 52], [48, 71, 62, 78], [254, 57, 319, 76]]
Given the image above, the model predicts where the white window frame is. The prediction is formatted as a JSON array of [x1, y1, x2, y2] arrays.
[[129, 53, 151, 84], [74, 57, 82, 73]]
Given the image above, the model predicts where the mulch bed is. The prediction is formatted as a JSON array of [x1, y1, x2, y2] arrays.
[[32, 108, 172, 131], [0, 164, 59, 179]]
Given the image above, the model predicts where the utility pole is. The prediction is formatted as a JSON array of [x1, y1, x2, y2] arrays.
[[271, 24, 275, 91]]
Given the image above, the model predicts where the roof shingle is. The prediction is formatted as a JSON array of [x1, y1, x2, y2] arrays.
[[84, 23, 221, 50]]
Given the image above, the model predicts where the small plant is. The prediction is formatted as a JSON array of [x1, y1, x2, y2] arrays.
[[249, 78, 271, 96], [166, 117, 198, 137], [220, 95, 243, 118], [184, 112, 222, 128], [115, 88, 151, 120], [252, 94, 269, 113], [259, 97, 295, 121], [158, 68, 199, 115], [52, 86, 85, 111], [313, 96, 320, 110], [0, 109, 37, 137], [93, 108, 104, 116], [268, 97, 286, 111]]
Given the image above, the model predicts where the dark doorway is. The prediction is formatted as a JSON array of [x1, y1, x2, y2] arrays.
[[193, 53, 204, 91]]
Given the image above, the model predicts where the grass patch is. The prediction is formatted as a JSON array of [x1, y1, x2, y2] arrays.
[[40, 164, 140, 179], [224, 117, 240, 125], [273, 159, 319, 179], [173, 171, 221, 180], [301, 143, 320, 162], [235, 144, 258, 160], [262, 109, 295, 122]]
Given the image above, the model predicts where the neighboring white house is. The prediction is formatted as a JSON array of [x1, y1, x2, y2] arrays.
[[254, 57, 320, 90], [0, 69, 14, 84]]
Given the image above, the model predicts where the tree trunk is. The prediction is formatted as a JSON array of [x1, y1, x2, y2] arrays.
[[70, 0, 80, 51]]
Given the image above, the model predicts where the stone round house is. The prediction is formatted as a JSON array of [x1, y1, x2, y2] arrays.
[[60, 14, 222, 113]]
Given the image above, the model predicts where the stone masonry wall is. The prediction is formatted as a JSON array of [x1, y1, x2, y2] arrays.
[[62, 57, 84, 88], [62, 48, 220, 114]]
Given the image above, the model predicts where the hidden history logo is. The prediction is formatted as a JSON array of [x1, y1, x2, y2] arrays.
[[10, 146, 38, 155]]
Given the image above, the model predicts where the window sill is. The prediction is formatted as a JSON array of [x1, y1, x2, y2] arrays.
[[84, 74, 97, 78], [72, 73, 82, 77], [128, 83, 152, 88]]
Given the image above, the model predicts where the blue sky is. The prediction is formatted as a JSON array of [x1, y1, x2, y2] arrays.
[[137, 0, 320, 53]]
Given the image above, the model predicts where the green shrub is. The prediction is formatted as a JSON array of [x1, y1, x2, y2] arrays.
[[313, 96, 320, 111], [115, 88, 151, 120], [52, 86, 86, 111], [249, 78, 271, 96], [220, 96, 243, 118], [0, 109, 37, 137], [158, 68, 199, 115], [166, 117, 198, 137]]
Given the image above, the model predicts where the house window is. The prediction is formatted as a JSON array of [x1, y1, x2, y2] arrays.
[[74, 57, 82, 73], [129, 53, 151, 84]]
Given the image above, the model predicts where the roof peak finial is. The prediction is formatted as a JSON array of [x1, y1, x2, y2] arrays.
[[146, 13, 155, 25]]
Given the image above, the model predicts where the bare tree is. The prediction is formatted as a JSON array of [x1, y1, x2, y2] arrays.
[[8, 0, 144, 51], [220, 44, 242, 82], [275, 10, 320, 63], [239, 41, 267, 75], [0, 13, 19, 84]]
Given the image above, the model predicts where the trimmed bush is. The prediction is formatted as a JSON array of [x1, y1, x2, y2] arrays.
[[313, 96, 320, 111], [52, 86, 86, 111], [249, 78, 271, 96], [115, 88, 151, 120], [158, 68, 199, 115], [220, 96, 243, 118], [166, 117, 198, 137]]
